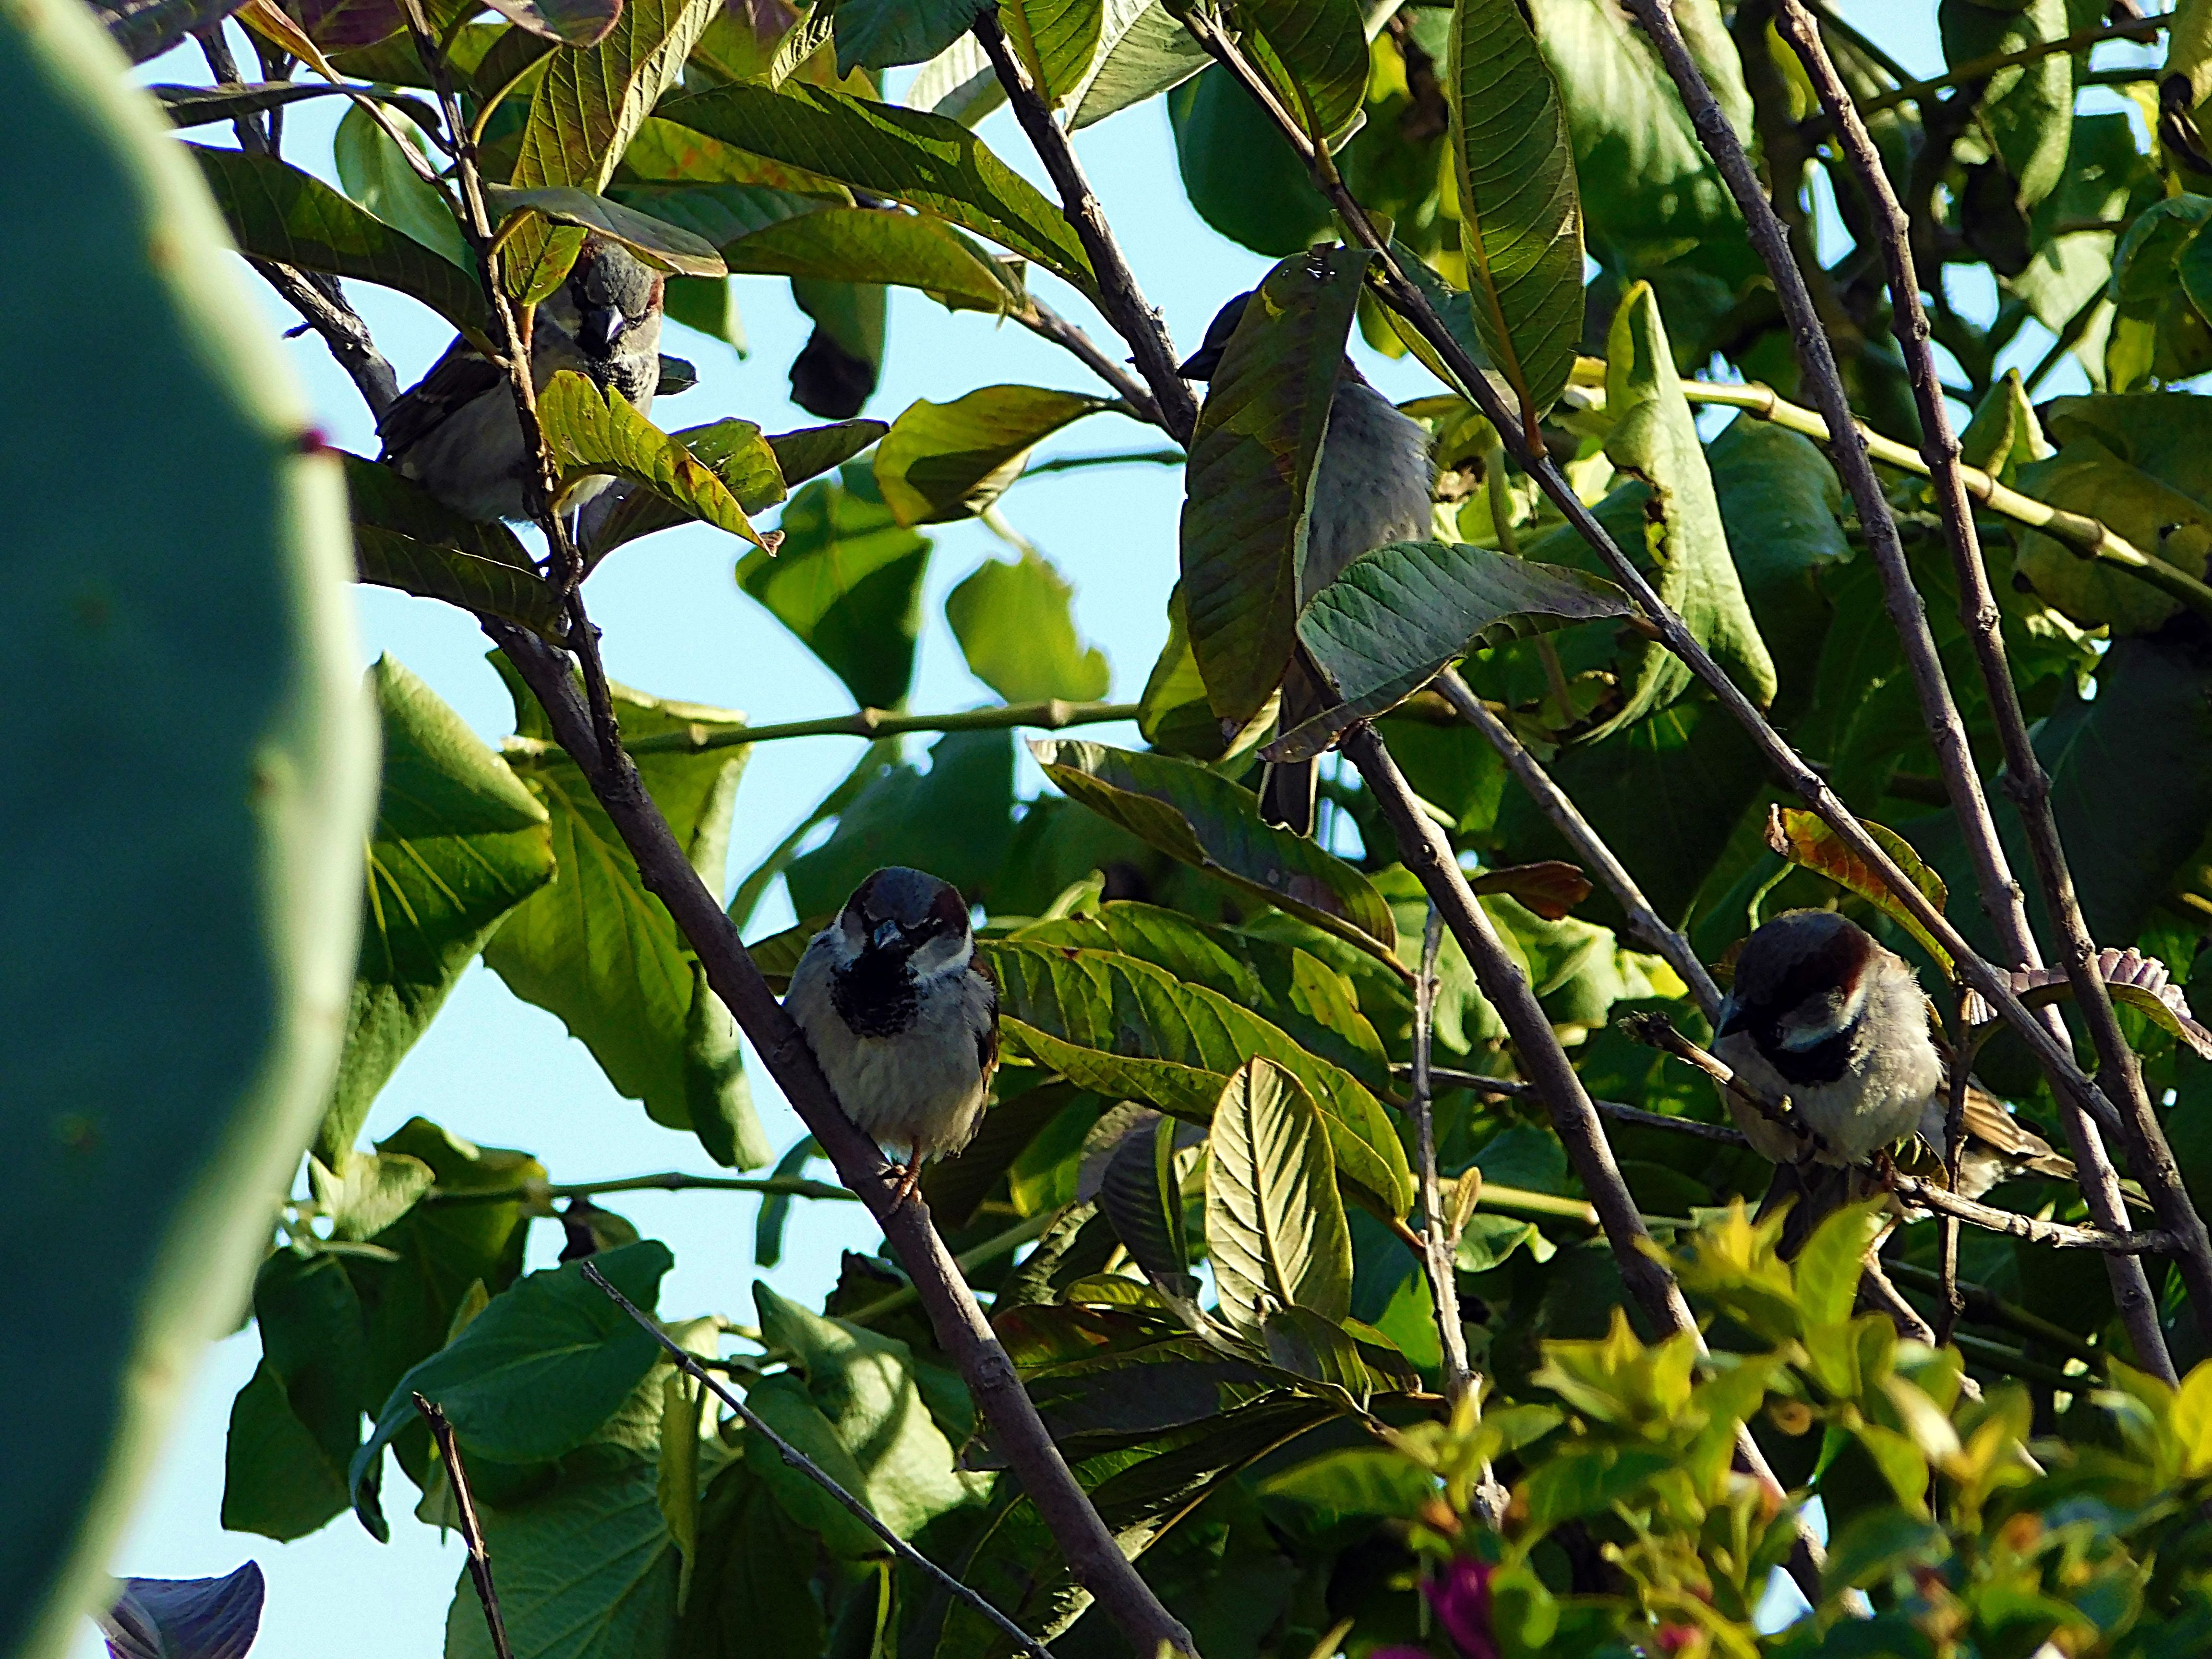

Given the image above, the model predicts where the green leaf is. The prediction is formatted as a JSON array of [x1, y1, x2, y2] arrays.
[[1168, 65, 1332, 257], [190, 144, 492, 344], [784, 730, 1014, 916], [1587, 280, 1775, 739], [334, 103, 471, 269], [310, 1148, 436, 1241], [1766, 806, 1951, 975], [320, 658, 553, 1162], [946, 550, 1111, 701], [1793, 1200, 1889, 1334], [1067, 0, 1210, 129], [1822, 1505, 1947, 1597], [1240, 0, 1368, 149], [1006, 0, 1108, 107], [583, 418, 787, 562], [1262, 1446, 1434, 1516], [831, 0, 986, 72], [222, 1362, 353, 1542], [1272, 541, 1633, 757], [537, 372, 771, 550], [1940, 0, 2072, 209], [1521, 1443, 1674, 1531], [1137, 583, 1276, 763], [1178, 245, 1370, 726], [96, 0, 253, 60], [874, 384, 1111, 526], [980, 940, 1413, 1215], [485, 185, 728, 277], [619, 110, 859, 198], [1094, 1110, 1194, 1292], [1446, 0, 1585, 428], [739, 474, 930, 708], [223, 1250, 373, 1541], [766, 419, 889, 489], [1032, 739, 1399, 959], [486, 664, 768, 1169], [511, 0, 719, 194], [351, 1241, 674, 1539], [657, 81, 1099, 294], [717, 207, 1020, 313], [751, 1286, 983, 1538], [674, 1461, 824, 1659], [6, 9, 376, 1648], [443, 1461, 680, 1659], [343, 454, 567, 637]]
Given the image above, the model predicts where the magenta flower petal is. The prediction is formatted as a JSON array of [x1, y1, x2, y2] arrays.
[[1423, 1559, 1499, 1659]]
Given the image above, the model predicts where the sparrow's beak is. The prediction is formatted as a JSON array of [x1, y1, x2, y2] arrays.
[[1716, 998, 1747, 1039], [872, 919, 903, 951], [579, 304, 628, 357]]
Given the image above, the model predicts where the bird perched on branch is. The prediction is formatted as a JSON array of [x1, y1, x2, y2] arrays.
[[1714, 908, 2073, 1199], [785, 867, 998, 1206], [1179, 292, 1435, 835], [378, 235, 665, 523]]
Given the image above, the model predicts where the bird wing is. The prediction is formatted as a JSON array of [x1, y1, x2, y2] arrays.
[[377, 335, 505, 461], [969, 953, 999, 1083]]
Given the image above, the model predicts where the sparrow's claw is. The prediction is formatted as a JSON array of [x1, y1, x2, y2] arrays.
[[888, 1161, 923, 1208], [1872, 1146, 1901, 1189]]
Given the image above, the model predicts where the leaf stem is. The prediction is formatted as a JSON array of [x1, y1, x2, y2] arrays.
[[424, 1172, 859, 1206], [502, 699, 1139, 762]]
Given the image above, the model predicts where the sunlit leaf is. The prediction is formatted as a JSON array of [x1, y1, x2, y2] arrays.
[[946, 549, 1111, 701], [875, 384, 1111, 525], [333, 103, 471, 269], [718, 207, 1021, 313], [1765, 806, 1951, 975], [1206, 1059, 1353, 1335], [537, 372, 771, 550], [1239, 0, 1367, 150], [583, 418, 786, 562], [485, 184, 728, 276], [739, 473, 931, 708], [1067, 0, 1209, 128]]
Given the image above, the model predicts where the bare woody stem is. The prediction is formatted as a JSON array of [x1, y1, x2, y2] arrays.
[[1603, 0, 2181, 1380], [1410, 908, 1474, 1405], [501, 698, 1140, 760], [973, 10, 1201, 447], [1775, 0, 2208, 1373], [1434, 671, 1722, 1020], [1017, 296, 1170, 433], [413, 1395, 516, 1659], [487, 623, 1197, 1659], [579, 1265, 1057, 1659]]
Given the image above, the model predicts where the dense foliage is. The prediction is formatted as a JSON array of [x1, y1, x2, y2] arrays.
[[24, 0, 2212, 1653]]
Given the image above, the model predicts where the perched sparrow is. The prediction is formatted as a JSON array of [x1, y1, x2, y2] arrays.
[[1180, 292, 1435, 835], [784, 867, 998, 1204], [1712, 909, 1944, 1166], [378, 236, 665, 522]]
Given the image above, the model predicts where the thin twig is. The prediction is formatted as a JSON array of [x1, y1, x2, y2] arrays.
[[1411, 907, 1473, 1404], [486, 625, 1195, 1658], [1774, 0, 2196, 1380], [501, 698, 1140, 762], [579, 1265, 1056, 1659], [1616, 1011, 1827, 1159], [1671, 378, 2212, 623], [1017, 297, 1170, 433], [422, 1172, 859, 1206], [1416, 1067, 1751, 1148], [412, 1395, 515, 1659], [1023, 449, 1187, 476], [1887, 1173, 2178, 1253], [1434, 671, 1721, 1018], [1831, 13, 2166, 127], [974, 10, 1199, 445]]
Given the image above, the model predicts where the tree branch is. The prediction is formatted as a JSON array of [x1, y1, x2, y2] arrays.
[[248, 257, 400, 419], [501, 697, 1139, 761], [1615, 0, 2180, 1382], [421, 1171, 859, 1206], [1434, 670, 1722, 1019], [413, 1395, 516, 1659], [487, 623, 1195, 1658], [580, 1264, 1056, 1659], [1418, 1067, 1752, 1148], [1774, 0, 2200, 1378], [974, 10, 1200, 447], [1017, 295, 1171, 434]]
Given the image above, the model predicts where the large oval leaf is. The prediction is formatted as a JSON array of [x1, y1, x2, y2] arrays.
[[875, 384, 1112, 525], [190, 144, 492, 345], [1032, 738, 1399, 961], [1446, 0, 1585, 431], [1240, 0, 1368, 150], [7, 4, 374, 1648], [484, 183, 727, 276], [1067, 0, 1210, 129], [1179, 244, 1370, 726], [1270, 541, 1633, 759], [657, 81, 1099, 294], [946, 548, 1113, 702], [1206, 1060, 1354, 1335], [739, 475, 931, 708], [343, 454, 565, 636], [980, 940, 1412, 1215], [1766, 806, 1951, 975], [1584, 281, 1774, 740], [717, 207, 1021, 313]]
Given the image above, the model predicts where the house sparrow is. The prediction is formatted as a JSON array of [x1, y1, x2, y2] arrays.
[[378, 236, 665, 523], [784, 867, 999, 1205], [1714, 908, 2076, 1193], [1180, 291, 1435, 835]]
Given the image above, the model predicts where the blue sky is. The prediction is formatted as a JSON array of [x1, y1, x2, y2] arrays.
[[92, 3, 2146, 1652]]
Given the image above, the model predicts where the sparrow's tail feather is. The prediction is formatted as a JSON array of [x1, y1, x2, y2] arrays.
[[1260, 656, 1327, 837]]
